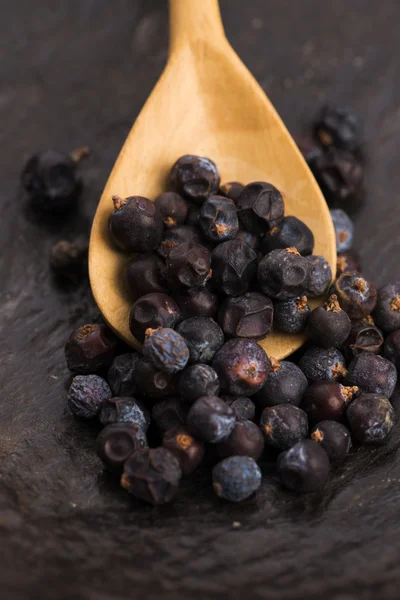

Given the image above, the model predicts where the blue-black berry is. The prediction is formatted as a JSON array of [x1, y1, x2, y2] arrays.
[[310, 421, 352, 464], [260, 404, 308, 449], [299, 347, 347, 383], [176, 317, 224, 364], [273, 295, 310, 333], [344, 352, 397, 398], [96, 423, 147, 472], [212, 456, 262, 502], [68, 375, 111, 419], [99, 396, 150, 431], [199, 196, 239, 243], [278, 440, 330, 493], [258, 248, 311, 300], [107, 353, 140, 397], [187, 396, 236, 443], [347, 394, 394, 444], [255, 359, 308, 408], [179, 364, 220, 404], [307, 295, 351, 348], [109, 195, 163, 253], [170, 155, 220, 204], [143, 327, 189, 374]]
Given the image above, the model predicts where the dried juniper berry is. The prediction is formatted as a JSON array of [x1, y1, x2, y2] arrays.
[[21, 149, 81, 212], [344, 352, 397, 398], [135, 358, 178, 399], [99, 396, 150, 431], [185, 204, 201, 227], [255, 358, 308, 408], [65, 324, 117, 374], [299, 347, 347, 383], [107, 353, 140, 396], [314, 104, 362, 152], [216, 420, 264, 460], [129, 293, 181, 343], [155, 191, 188, 227], [175, 285, 218, 319], [310, 147, 364, 208], [143, 328, 189, 374], [261, 216, 314, 256], [347, 393, 394, 444], [331, 209, 354, 252], [233, 229, 260, 251], [308, 295, 351, 348], [336, 251, 361, 277], [152, 397, 189, 434], [333, 273, 377, 319], [213, 338, 271, 396], [310, 421, 352, 464], [96, 423, 147, 472], [219, 181, 244, 202], [187, 396, 236, 443], [199, 195, 239, 243], [170, 155, 220, 203], [260, 404, 308, 450], [278, 439, 330, 493], [223, 396, 256, 421], [212, 456, 262, 502], [258, 248, 311, 300], [109, 195, 163, 253], [274, 295, 310, 333], [157, 225, 204, 259], [179, 364, 220, 404], [236, 182, 284, 234], [373, 282, 400, 333], [166, 242, 211, 289], [162, 427, 204, 475], [306, 255, 332, 297], [50, 238, 88, 282], [211, 239, 257, 296], [176, 317, 224, 364], [345, 318, 383, 357], [218, 292, 273, 339], [68, 375, 111, 419], [302, 381, 358, 424], [121, 447, 182, 505], [384, 330, 400, 371], [125, 254, 167, 300]]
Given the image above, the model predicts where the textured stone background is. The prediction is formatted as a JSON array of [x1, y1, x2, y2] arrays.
[[1, 1, 400, 598]]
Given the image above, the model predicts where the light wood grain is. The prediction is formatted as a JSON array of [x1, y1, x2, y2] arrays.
[[89, 0, 336, 359]]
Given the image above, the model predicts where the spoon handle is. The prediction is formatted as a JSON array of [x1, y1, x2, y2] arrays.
[[169, 0, 225, 55]]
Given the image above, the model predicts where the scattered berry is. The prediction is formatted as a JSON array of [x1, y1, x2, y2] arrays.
[[96, 423, 147, 472], [211, 239, 257, 296], [162, 427, 204, 475], [274, 295, 310, 333], [176, 317, 224, 364], [99, 396, 150, 431], [331, 209, 354, 252], [179, 364, 220, 404], [109, 195, 163, 253], [308, 295, 351, 348], [373, 282, 400, 333], [306, 255, 332, 297], [199, 196, 239, 243], [216, 420, 264, 460], [278, 439, 330, 493], [187, 396, 236, 443], [236, 182, 284, 234], [65, 324, 117, 374], [152, 397, 189, 434], [50, 238, 88, 282], [310, 421, 351, 464], [155, 191, 188, 227], [302, 381, 358, 423], [258, 248, 311, 300], [212, 456, 262, 502], [107, 353, 140, 396], [261, 216, 314, 256], [255, 359, 308, 408], [309, 148, 364, 208], [125, 254, 167, 300], [68, 375, 111, 419], [344, 352, 397, 398], [314, 104, 362, 152], [260, 404, 308, 449], [347, 394, 394, 443], [333, 273, 377, 319], [129, 293, 181, 343], [299, 347, 347, 382], [143, 327, 189, 374], [218, 292, 273, 339]]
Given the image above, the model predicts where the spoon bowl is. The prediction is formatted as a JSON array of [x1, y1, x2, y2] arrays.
[[89, 0, 336, 359]]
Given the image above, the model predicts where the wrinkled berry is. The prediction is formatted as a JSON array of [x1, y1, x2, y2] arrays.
[[125, 254, 167, 300], [176, 317, 224, 364], [158, 225, 204, 259], [310, 421, 351, 464], [179, 364, 220, 404], [255, 359, 308, 408], [187, 396, 236, 443], [216, 420, 264, 460], [314, 104, 362, 152], [218, 292, 273, 339], [333, 273, 377, 319], [109, 195, 163, 253], [345, 318, 383, 357], [331, 209, 354, 252], [166, 242, 211, 289], [302, 381, 358, 423], [152, 397, 189, 433], [211, 240, 257, 296], [107, 353, 140, 396], [50, 238, 88, 282], [236, 182, 284, 234], [212, 338, 270, 396], [308, 295, 351, 348], [68, 375, 111, 419], [274, 295, 310, 333], [175, 285, 218, 319], [135, 358, 178, 399], [336, 251, 361, 277], [258, 248, 311, 300], [155, 191, 188, 227], [306, 255, 332, 297], [129, 293, 181, 343], [65, 324, 117, 374], [344, 352, 397, 398], [219, 181, 244, 202], [99, 396, 150, 431], [260, 404, 308, 449], [234, 229, 260, 251], [278, 439, 330, 493], [96, 423, 147, 472], [143, 328, 189, 374], [374, 282, 400, 333], [223, 396, 256, 421], [384, 330, 400, 371], [261, 216, 314, 256], [212, 456, 262, 502], [170, 155, 220, 203], [299, 347, 347, 382], [347, 394, 394, 444], [121, 447, 182, 505], [162, 427, 204, 475], [199, 196, 239, 243]]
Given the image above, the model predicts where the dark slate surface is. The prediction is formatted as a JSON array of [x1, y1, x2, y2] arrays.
[[1, 1, 400, 598]]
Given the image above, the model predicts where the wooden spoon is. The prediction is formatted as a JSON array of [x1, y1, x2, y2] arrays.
[[89, 0, 336, 359]]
